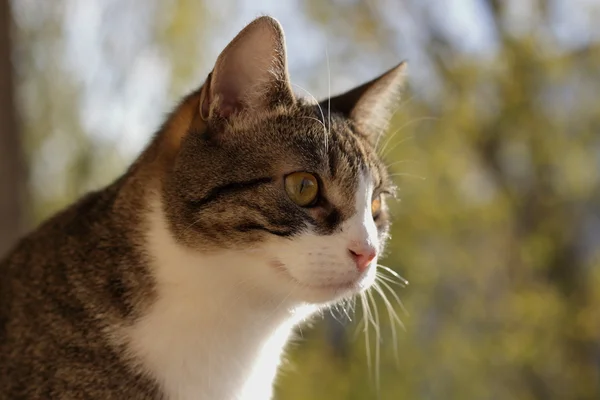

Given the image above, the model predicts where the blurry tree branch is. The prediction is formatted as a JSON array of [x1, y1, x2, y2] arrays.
[[0, 0, 27, 258]]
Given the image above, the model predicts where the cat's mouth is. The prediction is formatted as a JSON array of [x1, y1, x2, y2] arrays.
[[269, 260, 364, 294]]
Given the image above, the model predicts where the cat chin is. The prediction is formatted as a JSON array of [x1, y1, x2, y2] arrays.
[[295, 279, 374, 305], [268, 259, 378, 305]]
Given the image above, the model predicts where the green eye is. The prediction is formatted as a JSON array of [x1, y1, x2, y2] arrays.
[[285, 172, 319, 207]]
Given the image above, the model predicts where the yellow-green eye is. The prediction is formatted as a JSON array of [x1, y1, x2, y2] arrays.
[[285, 172, 319, 207], [371, 195, 382, 217]]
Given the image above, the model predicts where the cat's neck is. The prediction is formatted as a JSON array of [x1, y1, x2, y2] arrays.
[[123, 198, 315, 400]]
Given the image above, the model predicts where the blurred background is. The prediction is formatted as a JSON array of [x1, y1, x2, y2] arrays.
[[1, 0, 600, 398]]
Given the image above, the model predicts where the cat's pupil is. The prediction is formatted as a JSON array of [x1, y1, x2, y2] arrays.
[[300, 179, 310, 193]]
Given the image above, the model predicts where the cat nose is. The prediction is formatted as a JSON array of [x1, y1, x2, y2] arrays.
[[348, 244, 377, 273]]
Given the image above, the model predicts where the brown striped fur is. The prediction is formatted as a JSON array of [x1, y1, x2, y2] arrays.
[[0, 16, 406, 399]]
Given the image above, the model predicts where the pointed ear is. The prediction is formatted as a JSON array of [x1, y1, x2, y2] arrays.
[[321, 62, 407, 141], [200, 16, 295, 121]]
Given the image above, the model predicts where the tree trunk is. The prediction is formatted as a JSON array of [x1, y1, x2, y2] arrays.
[[0, 0, 27, 258]]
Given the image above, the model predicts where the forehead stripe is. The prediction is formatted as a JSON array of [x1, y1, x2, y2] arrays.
[[187, 176, 272, 210]]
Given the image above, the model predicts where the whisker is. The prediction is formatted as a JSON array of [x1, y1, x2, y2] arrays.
[[366, 289, 381, 396], [181, 216, 204, 236], [340, 298, 353, 322], [377, 277, 409, 319], [347, 296, 357, 315], [366, 290, 381, 342], [352, 306, 366, 341], [291, 82, 327, 138], [377, 272, 405, 287], [386, 159, 420, 170], [380, 134, 414, 160], [374, 95, 415, 153], [379, 116, 439, 159], [373, 280, 401, 367], [328, 306, 336, 320], [387, 172, 426, 181], [299, 116, 326, 131], [374, 276, 406, 330], [360, 293, 372, 377], [330, 303, 348, 325], [290, 82, 321, 109], [378, 264, 409, 286]]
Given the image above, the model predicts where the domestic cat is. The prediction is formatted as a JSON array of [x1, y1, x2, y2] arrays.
[[0, 16, 406, 400]]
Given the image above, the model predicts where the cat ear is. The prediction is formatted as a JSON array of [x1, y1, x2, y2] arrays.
[[200, 16, 295, 121], [321, 62, 407, 141]]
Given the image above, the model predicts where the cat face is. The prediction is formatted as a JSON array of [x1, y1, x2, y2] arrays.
[[159, 17, 405, 305]]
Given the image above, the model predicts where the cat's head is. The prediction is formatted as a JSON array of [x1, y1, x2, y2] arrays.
[[157, 16, 406, 305]]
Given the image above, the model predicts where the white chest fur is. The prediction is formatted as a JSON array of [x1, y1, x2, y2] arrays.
[[124, 204, 314, 400]]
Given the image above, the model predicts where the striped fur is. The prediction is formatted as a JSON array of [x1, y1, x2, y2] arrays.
[[0, 16, 406, 399]]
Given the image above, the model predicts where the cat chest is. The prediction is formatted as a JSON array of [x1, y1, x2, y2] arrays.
[[126, 304, 293, 400]]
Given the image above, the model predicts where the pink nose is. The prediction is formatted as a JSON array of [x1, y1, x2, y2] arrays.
[[348, 245, 377, 273]]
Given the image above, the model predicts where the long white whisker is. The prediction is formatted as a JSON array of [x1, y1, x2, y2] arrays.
[[377, 277, 409, 319], [352, 306, 365, 341], [375, 277, 405, 330], [328, 305, 337, 321], [386, 159, 420, 170], [380, 117, 439, 158], [291, 83, 327, 136], [378, 264, 409, 286], [365, 291, 381, 342], [330, 303, 348, 325], [380, 134, 414, 160], [181, 216, 205, 235], [377, 272, 405, 287], [387, 172, 426, 181], [360, 293, 372, 378], [366, 289, 381, 396], [348, 296, 357, 315], [379, 117, 438, 158], [290, 82, 321, 109], [373, 280, 401, 367], [299, 116, 326, 131], [340, 298, 353, 322], [374, 95, 415, 152]]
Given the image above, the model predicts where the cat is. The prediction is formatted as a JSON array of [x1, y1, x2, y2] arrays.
[[0, 16, 406, 400]]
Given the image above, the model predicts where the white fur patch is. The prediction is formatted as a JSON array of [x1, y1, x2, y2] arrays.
[[266, 173, 380, 303], [125, 172, 379, 400]]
